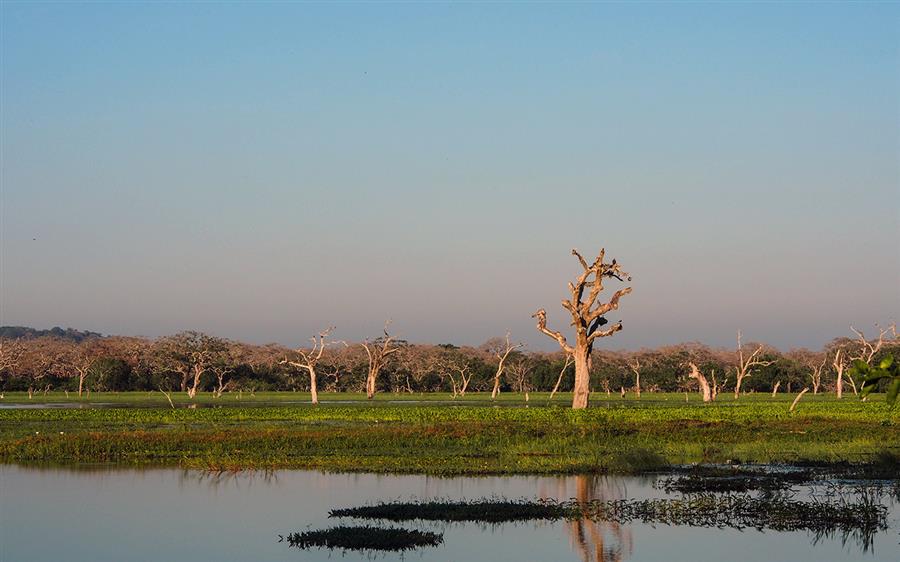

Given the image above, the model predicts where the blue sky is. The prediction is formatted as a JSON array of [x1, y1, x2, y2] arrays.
[[1, 2, 898, 350]]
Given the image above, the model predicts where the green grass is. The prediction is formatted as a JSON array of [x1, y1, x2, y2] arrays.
[[0, 392, 897, 474]]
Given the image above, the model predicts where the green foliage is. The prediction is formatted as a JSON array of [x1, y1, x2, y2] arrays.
[[0, 393, 897, 474], [853, 354, 900, 407]]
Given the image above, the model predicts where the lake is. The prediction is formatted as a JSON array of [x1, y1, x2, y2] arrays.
[[1, 466, 896, 561]]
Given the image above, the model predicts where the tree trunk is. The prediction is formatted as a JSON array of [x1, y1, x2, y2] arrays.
[[309, 368, 318, 405], [572, 348, 590, 409], [688, 363, 711, 402], [771, 381, 781, 397], [634, 371, 641, 399], [366, 371, 376, 399], [78, 374, 85, 398], [836, 368, 843, 399], [490, 374, 501, 400], [187, 365, 202, 399]]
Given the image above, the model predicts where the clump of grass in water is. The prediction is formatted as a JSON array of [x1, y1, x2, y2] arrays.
[[331, 498, 575, 523], [583, 494, 887, 551], [656, 465, 814, 494], [281, 525, 443, 552], [330, 494, 888, 550], [607, 448, 669, 473]]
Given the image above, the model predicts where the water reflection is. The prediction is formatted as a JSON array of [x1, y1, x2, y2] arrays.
[[2, 466, 897, 562]]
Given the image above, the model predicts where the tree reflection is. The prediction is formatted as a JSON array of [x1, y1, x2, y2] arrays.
[[542, 474, 633, 562]]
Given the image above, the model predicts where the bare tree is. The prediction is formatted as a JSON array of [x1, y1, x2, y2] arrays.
[[687, 362, 712, 402], [362, 322, 401, 399], [281, 328, 336, 405], [626, 357, 643, 399], [153, 332, 226, 399], [506, 356, 533, 395], [710, 368, 727, 401], [486, 333, 523, 400], [832, 347, 848, 398], [849, 324, 893, 366], [534, 248, 632, 409], [807, 354, 827, 395], [549, 353, 575, 402], [732, 331, 774, 399], [0, 339, 25, 393]]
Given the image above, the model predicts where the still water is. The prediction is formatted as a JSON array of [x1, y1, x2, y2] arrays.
[[1, 466, 897, 562]]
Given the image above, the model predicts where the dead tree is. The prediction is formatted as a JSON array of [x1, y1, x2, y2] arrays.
[[790, 388, 810, 413], [733, 331, 774, 399], [808, 354, 827, 395], [833, 348, 848, 398], [487, 333, 523, 400], [687, 362, 712, 402], [506, 356, 532, 395], [627, 358, 642, 399], [282, 328, 336, 405], [710, 369, 727, 401], [362, 322, 401, 400], [534, 248, 632, 409], [549, 353, 575, 402], [850, 324, 892, 365]]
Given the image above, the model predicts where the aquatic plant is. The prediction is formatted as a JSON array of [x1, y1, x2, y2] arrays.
[[281, 525, 443, 552]]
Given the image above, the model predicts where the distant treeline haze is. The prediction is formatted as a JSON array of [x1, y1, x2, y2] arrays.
[[0, 325, 896, 398]]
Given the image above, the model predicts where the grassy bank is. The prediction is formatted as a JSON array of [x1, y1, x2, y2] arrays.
[[0, 393, 897, 474]]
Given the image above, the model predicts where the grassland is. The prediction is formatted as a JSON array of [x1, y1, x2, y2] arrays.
[[0, 392, 897, 474]]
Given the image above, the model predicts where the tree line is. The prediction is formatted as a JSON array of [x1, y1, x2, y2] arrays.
[[0, 323, 895, 401]]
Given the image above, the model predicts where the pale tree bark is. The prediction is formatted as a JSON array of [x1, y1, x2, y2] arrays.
[[281, 327, 337, 405], [687, 362, 712, 402], [627, 358, 642, 400], [362, 322, 401, 400], [849, 324, 893, 366], [790, 388, 810, 413], [549, 353, 575, 402], [710, 369, 727, 401], [771, 381, 781, 397], [808, 354, 827, 395], [833, 348, 847, 399], [733, 331, 774, 400], [489, 333, 523, 400], [506, 357, 532, 395], [534, 248, 632, 409]]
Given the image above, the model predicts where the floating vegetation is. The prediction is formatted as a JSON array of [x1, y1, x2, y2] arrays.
[[656, 465, 814, 494], [281, 525, 443, 552], [583, 493, 888, 551], [331, 498, 575, 523], [330, 493, 888, 550]]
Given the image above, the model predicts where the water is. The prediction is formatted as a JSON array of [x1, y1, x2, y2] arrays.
[[1, 466, 896, 561]]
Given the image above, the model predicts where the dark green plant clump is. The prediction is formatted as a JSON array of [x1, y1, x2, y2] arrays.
[[331, 498, 575, 523], [282, 525, 443, 552]]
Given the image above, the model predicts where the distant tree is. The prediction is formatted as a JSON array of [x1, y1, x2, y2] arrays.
[[732, 331, 775, 399], [362, 322, 402, 399], [282, 328, 338, 405], [533, 248, 632, 409], [788, 349, 828, 395], [483, 333, 523, 400], [152, 332, 228, 398]]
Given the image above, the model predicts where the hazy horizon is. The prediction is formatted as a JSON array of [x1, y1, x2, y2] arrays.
[[2, 3, 898, 352]]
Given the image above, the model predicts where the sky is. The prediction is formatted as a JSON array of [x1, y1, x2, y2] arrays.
[[1, 2, 898, 351]]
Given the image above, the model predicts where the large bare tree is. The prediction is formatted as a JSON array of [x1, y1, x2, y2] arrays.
[[362, 322, 401, 399], [533, 248, 632, 409], [732, 331, 774, 399], [282, 328, 337, 405]]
